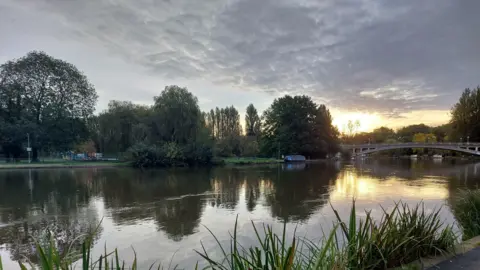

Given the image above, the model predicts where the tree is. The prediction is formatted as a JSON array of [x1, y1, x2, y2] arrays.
[[245, 104, 261, 137], [372, 127, 395, 143], [0, 51, 97, 161], [346, 119, 361, 137], [261, 95, 338, 158], [432, 123, 451, 142], [94, 101, 152, 154], [412, 133, 437, 154], [450, 87, 480, 142], [152, 86, 203, 144], [412, 133, 437, 143], [205, 106, 242, 156], [397, 124, 431, 142]]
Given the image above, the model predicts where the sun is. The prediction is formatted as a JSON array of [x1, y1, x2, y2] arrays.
[[332, 111, 382, 133]]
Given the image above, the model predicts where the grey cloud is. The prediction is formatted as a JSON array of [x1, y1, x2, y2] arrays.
[[1, 0, 479, 117]]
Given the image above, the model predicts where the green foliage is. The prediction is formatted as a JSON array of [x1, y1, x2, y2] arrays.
[[94, 101, 152, 154], [372, 127, 395, 143], [245, 104, 261, 137], [261, 96, 338, 158], [238, 136, 259, 157], [198, 201, 456, 270], [432, 123, 451, 142], [450, 87, 480, 142], [89, 86, 214, 167], [128, 141, 213, 168], [333, 202, 455, 269], [412, 133, 437, 143], [397, 124, 431, 142], [153, 86, 203, 144], [0, 51, 97, 161], [205, 106, 243, 157], [450, 189, 480, 240]]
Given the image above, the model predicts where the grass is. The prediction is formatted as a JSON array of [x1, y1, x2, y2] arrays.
[[450, 189, 480, 240], [0, 201, 460, 269], [197, 201, 456, 270], [0, 161, 128, 169], [223, 157, 282, 165]]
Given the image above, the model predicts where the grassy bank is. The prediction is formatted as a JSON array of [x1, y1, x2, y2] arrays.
[[0, 161, 129, 170], [1, 200, 467, 270], [223, 157, 283, 165]]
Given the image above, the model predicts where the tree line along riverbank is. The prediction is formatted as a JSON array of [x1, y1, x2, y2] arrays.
[[4, 52, 480, 168]]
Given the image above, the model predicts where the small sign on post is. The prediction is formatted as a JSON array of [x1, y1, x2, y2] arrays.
[[26, 147, 32, 152]]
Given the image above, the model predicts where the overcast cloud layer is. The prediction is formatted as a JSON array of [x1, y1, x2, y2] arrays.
[[1, 0, 480, 121]]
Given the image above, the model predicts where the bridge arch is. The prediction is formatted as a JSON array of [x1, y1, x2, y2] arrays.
[[340, 143, 480, 156]]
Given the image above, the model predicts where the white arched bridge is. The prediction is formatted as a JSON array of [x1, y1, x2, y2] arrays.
[[341, 142, 480, 157]]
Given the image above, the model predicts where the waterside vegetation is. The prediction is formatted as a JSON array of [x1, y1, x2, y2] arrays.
[[4, 195, 480, 270]]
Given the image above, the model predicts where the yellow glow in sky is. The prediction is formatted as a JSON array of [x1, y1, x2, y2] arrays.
[[331, 109, 451, 132], [332, 111, 382, 133]]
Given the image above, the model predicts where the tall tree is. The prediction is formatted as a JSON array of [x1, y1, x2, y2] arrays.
[[245, 104, 261, 137], [152, 85, 203, 144], [261, 95, 338, 158], [450, 87, 480, 142], [372, 127, 395, 143], [93, 101, 151, 154], [0, 51, 97, 160]]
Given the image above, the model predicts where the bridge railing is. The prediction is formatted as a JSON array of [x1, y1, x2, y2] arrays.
[[341, 142, 480, 148]]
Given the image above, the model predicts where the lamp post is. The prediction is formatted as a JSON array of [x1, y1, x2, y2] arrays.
[[27, 133, 31, 163], [468, 136, 470, 145]]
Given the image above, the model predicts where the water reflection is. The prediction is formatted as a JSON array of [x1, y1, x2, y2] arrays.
[[1, 161, 480, 268], [0, 169, 100, 264]]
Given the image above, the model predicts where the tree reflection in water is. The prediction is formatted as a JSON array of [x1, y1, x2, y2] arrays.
[[0, 169, 101, 263]]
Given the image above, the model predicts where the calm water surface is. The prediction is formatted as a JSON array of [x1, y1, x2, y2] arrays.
[[1, 160, 479, 268]]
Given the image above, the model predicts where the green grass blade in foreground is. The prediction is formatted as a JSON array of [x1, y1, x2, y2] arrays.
[[0, 200, 459, 270], [451, 189, 480, 240]]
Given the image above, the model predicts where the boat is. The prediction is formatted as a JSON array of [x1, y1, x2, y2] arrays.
[[284, 155, 306, 162], [410, 155, 418, 159], [433, 154, 443, 160]]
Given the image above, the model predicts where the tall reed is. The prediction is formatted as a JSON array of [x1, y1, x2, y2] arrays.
[[450, 189, 480, 240], [0, 201, 457, 270], [197, 201, 456, 270]]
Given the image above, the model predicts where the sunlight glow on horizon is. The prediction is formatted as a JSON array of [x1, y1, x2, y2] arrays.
[[332, 111, 382, 133], [331, 109, 451, 133]]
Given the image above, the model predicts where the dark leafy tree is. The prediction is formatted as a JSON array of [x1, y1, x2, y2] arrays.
[[245, 104, 261, 137], [0, 51, 97, 161], [152, 86, 203, 144], [372, 127, 395, 143], [261, 95, 338, 158], [94, 101, 151, 154], [450, 87, 480, 142], [397, 124, 431, 142]]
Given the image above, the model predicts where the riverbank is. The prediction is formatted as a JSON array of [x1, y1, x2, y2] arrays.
[[222, 157, 283, 165], [0, 161, 129, 169], [421, 236, 480, 269]]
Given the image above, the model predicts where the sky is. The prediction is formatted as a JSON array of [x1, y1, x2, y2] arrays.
[[1, 0, 479, 132]]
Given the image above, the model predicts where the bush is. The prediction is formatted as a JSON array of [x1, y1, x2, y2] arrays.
[[128, 141, 213, 168], [451, 189, 480, 240]]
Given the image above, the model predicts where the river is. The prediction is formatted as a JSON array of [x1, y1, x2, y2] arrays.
[[0, 160, 478, 268]]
